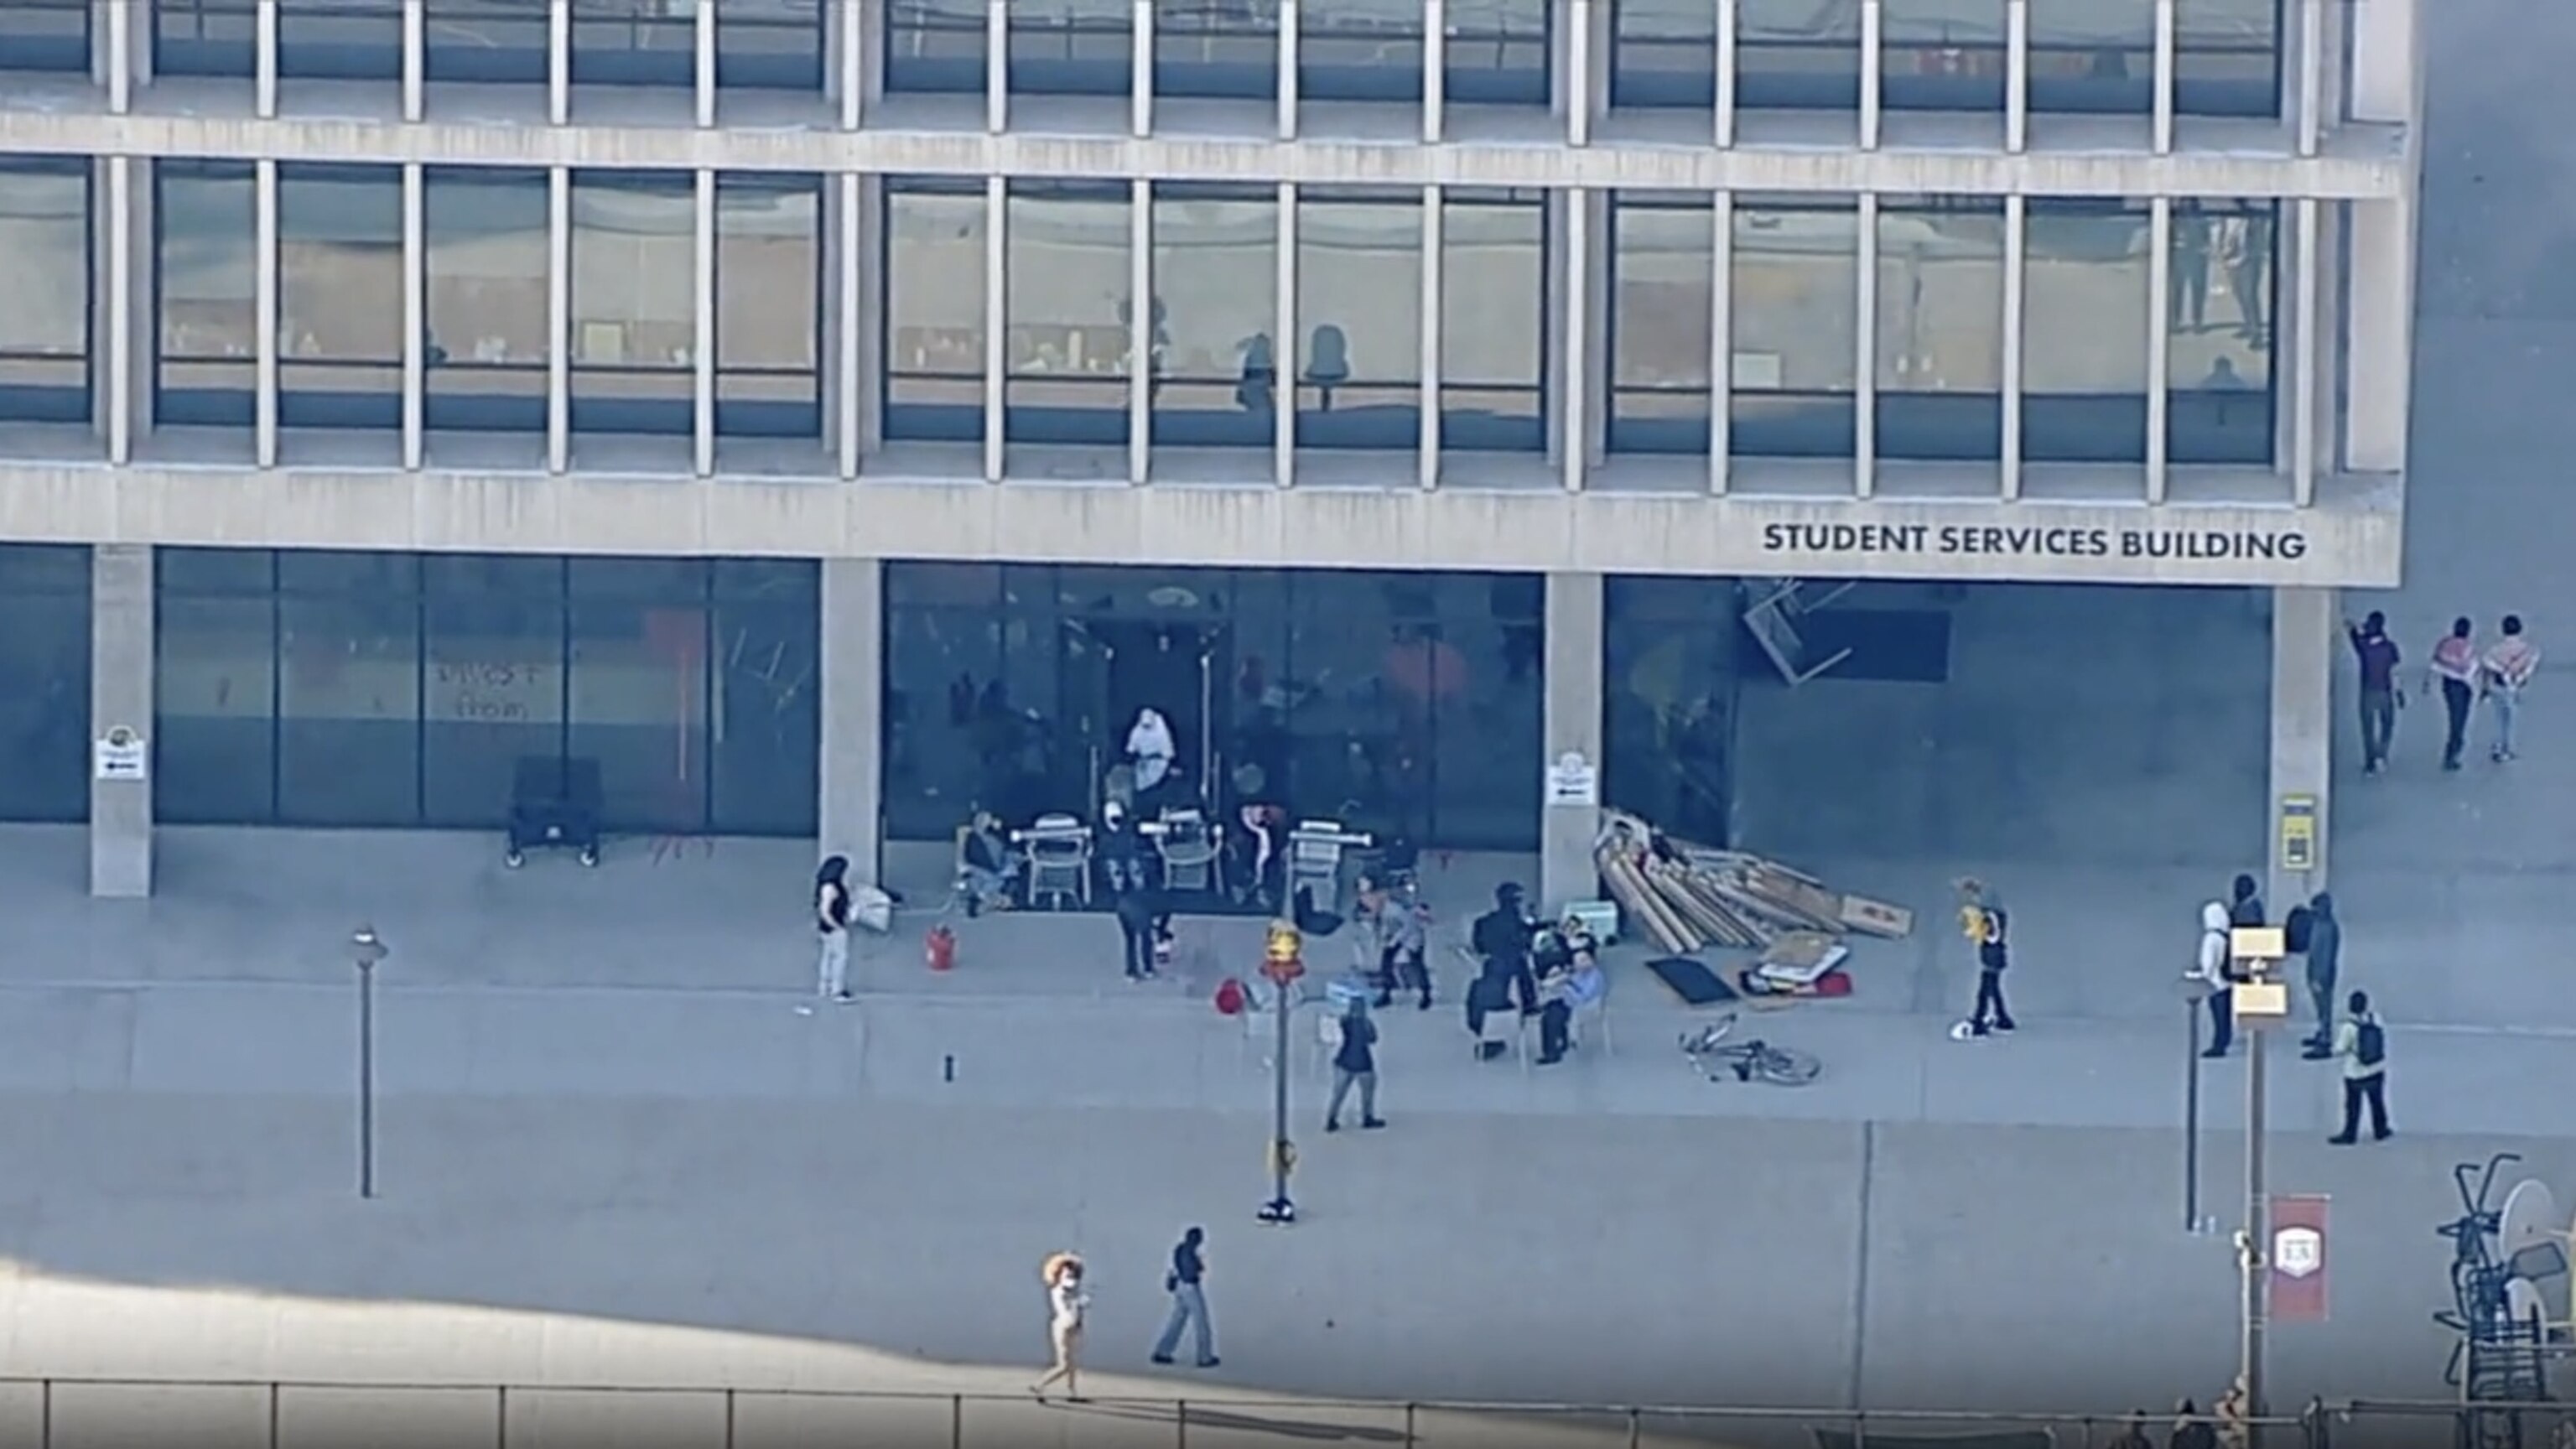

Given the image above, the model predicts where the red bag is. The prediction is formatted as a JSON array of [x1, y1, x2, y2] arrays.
[[1213, 978, 1247, 1016]]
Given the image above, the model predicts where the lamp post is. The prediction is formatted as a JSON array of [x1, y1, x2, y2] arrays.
[[351, 924, 388, 1200], [1255, 919, 1304, 1226], [2230, 924, 2292, 1449], [2180, 972, 2214, 1234]]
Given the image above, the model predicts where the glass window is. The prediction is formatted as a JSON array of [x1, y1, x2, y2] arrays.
[[2168, 200, 2275, 465], [570, 170, 696, 437], [2176, 0, 2280, 118], [1004, 182, 1132, 446], [1154, 0, 1278, 99], [884, 181, 989, 444], [0, 546, 90, 825], [711, 591, 820, 835], [423, 592, 566, 828], [716, 0, 824, 89], [0, 0, 90, 72], [1739, 0, 1861, 111], [161, 546, 275, 594], [715, 174, 822, 439], [425, 167, 550, 434], [424, 0, 549, 81], [1731, 196, 1857, 458], [278, 590, 423, 825], [1610, 0, 1716, 108], [155, 591, 278, 826], [1447, 0, 1549, 106], [280, 0, 402, 78], [884, 0, 986, 92], [1439, 190, 1545, 454], [569, 596, 711, 834], [1300, 0, 1421, 101], [1009, 0, 1130, 96], [1875, 196, 2003, 461], [1149, 186, 1277, 448], [2024, 200, 2150, 464], [1295, 190, 1420, 450], [155, 0, 256, 76], [1883, 0, 2005, 112], [278, 164, 403, 431], [156, 162, 259, 428], [2029, 0, 2153, 114], [1602, 575, 1737, 846], [883, 598, 1005, 839], [571, 0, 694, 86], [0, 162, 92, 425], [1607, 195, 1713, 456]]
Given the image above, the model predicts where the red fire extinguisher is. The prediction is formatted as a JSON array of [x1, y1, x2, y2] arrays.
[[926, 923, 957, 973]]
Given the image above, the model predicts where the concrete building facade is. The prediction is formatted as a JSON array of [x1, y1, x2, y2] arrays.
[[0, 0, 2418, 912]]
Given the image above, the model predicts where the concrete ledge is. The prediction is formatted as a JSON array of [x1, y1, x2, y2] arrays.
[[0, 460, 2403, 585]]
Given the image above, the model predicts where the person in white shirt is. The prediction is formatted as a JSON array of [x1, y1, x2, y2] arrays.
[[1127, 708, 1177, 800], [2195, 901, 2234, 1057], [2480, 615, 2541, 763], [1032, 1253, 1091, 1401]]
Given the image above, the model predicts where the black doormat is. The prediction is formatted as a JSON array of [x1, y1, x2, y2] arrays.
[[1772, 607, 1954, 684]]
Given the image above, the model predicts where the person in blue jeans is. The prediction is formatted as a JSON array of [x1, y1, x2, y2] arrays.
[[1150, 1226, 1219, 1368]]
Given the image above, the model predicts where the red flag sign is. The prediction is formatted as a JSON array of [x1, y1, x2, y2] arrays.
[[2271, 1194, 2330, 1323]]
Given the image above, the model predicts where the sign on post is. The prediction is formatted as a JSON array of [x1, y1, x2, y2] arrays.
[[1545, 751, 1598, 808], [2277, 794, 2318, 874], [2271, 1193, 2330, 1322], [93, 724, 148, 782]]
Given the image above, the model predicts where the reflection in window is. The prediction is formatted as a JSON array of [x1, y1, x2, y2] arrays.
[[1296, 191, 1420, 450], [1883, 0, 2005, 112], [1739, 0, 1861, 111], [0, 547, 91, 824], [1300, 0, 1422, 101], [884, 0, 987, 92], [0, 163, 91, 423], [1731, 196, 1857, 458], [1610, 0, 1716, 107], [715, 0, 824, 89], [157, 164, 257, 425], [1155, 0, 1279, 98], [571, 0, 694, 86], [2023, 200, 2150, 464], [2029, 0, 2153, 114], [0, 0, 90, 72], [570, 171, 696, 436], [157, 0, 405, 78], [2176, 0, 2281, 118], [1446, 0, 1549, 105], [1004, 183, 1131, 446], [1440, 191, 1545, 453], [1875, 197, 2003, 461], [425, 167, 549, 433], [1149, 186, 1278, 448], [280, 589, 423, 824], [1009, 0, 1130, 96], [1603, 576, 1736, 846], [710, 572, 822, 838], [425, 0, 548, 81], [2168, 200, 2275, 465], [155, 0, 254, 80], [278, 164, 404, 430], [883, 181, 989, 443], [715, 174, 821, 438], [155, 590, 279, 825], [423, 590, 566, 828], [1607, 195, 1712, 455]]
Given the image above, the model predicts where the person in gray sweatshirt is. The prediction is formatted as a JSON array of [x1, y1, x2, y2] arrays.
[[2299, 892, 2342, 1058]]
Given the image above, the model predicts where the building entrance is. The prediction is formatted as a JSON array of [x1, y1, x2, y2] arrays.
[[1059, 616, 1230, 817]]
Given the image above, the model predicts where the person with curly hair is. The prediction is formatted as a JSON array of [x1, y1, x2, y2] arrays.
[[1031, 1253, 1090, 1402]]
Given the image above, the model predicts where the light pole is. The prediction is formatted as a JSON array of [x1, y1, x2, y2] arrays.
[[2230, 925, 2292, 1449], [1255, 920, 1304, 1226], [351, 924, 388, 1200], [2181, 973, 2214, 1234]]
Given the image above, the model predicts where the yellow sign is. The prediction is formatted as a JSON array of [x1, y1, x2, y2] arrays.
[[2277, 794, 2318, 874]]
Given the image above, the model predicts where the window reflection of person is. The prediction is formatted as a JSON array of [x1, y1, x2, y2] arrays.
[[1236, 332, 1275, 415], [1304, 324, 1350, 412], [2201, 357, 2247, 391], [2225, 213, 2270, 344], [2170, 207, 2211, 333]]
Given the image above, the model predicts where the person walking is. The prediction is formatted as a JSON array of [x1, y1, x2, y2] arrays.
[[2347, 610, 2403, 774], [1149, 1227, 1220, 1368], [2328, 989, 2392, 1144], [1323, 1000, 1384, 1132], [2481, 614, 2541, 763], [1031, 1252, 1091, 1401], [2429, 617, 2480, 771], [2196, 900, 2234, 1057], [1947, 878, 2016, 1041], [2298, 892, 2342, 1059], [813, 854, 854, 1004]]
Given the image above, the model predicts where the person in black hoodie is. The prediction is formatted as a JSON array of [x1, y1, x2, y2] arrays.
[[1114, 879, 1162, 983], [1469, 882, 1540, 1015], [2228, 873, 2265, 929], [2298, 891, 2342, 1057]]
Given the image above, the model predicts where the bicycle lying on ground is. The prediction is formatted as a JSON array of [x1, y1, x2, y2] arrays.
[[1679, 1013, 1823, 1087]]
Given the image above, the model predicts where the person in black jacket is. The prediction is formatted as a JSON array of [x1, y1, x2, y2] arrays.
[[1469, 882, 1539, 1017], [2228, 872, 2265, 928], [1114, 880, 1161, 982]]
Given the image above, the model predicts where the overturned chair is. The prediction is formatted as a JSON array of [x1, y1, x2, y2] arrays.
[[1150, 807, 1223, 895], [506, 756, 602, 869], [1014, 814, 1094, 911]]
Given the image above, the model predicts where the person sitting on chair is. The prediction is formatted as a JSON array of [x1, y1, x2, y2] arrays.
[[959, 811, 1015, 917], [1535, 947, 1604, 1066]]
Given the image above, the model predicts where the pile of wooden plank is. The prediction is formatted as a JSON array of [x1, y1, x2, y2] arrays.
[[1593, 808, 1915, 957]]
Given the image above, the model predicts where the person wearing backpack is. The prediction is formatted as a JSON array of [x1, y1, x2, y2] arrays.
[[2329, 989, 2392, 1145]]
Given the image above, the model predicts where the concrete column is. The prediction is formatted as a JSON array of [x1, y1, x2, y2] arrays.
[[1714, 0, 1737, 147], [100, 154, 151, 464], [819, 556, 886, 886], [1275, 0, 1298, 137], [1417, 186, 1443, 491], [1709, 191, 1732, 494], [90, 544, 153, 900], [2151, 0, 2174, 153], [2267, 585, 2334, 913], [1421, 0, 1445, 143], [1538, 571, 1604, 917], [2343, 200, 2412, 476], [1999, 195, 2025, 500], [2146, 198, 2172, 501]]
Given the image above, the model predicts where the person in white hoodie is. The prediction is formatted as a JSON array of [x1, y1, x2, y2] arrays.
[[1127, 707, 1177, 800], [2196, 901, 2235, 1057]]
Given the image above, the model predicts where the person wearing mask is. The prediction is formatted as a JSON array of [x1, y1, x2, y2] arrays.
[[2298, 892, 2343, 1059], [1947, 878, 2017, 1041], [813, 854, 854, 1004], [2346, 610, 2402, 774], [1470, 883, 1540, 1017], [1031, 1253, 1090, 1402], [1149, 1226, 1219, 1368], [2328, 989, 2392, 1144], [2481, 614, 2541, 763], [1114, 878, 1162, 983], [1323, 1001, 1384, 1132], [2197, 900, 2235, 1058], [2428, 616, 2480, 771]]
